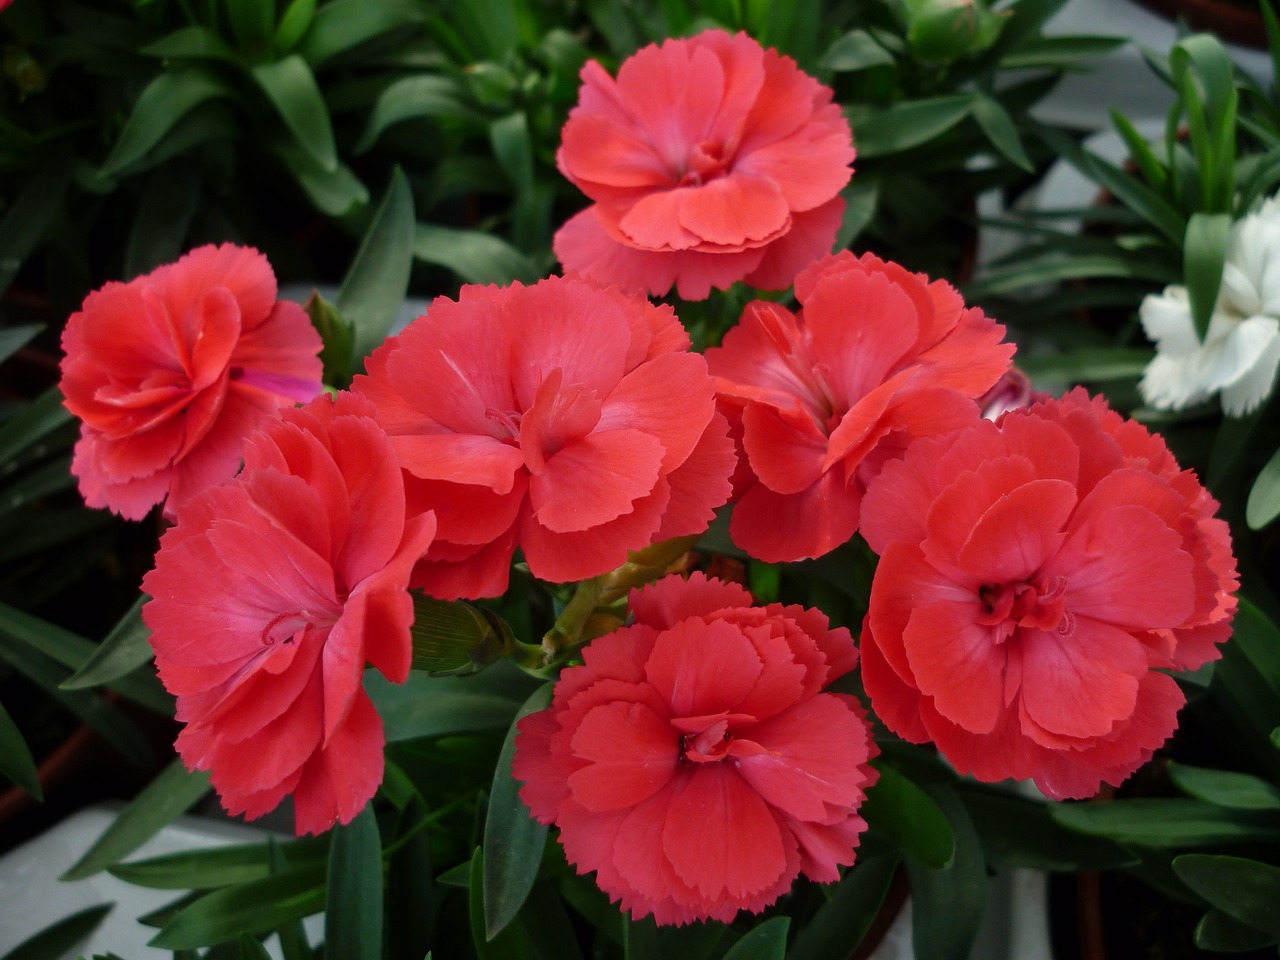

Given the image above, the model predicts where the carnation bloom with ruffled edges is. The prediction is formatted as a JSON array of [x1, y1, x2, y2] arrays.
[[513, 572, 878, 926], [858, 389, 1238, 799], [59, 244, 324, 520], [354, 276, 736, 600], [553, 29, 854, 300], [142, 392, 436, 835], [1140, 195, 1280, 416], [706, 250, 1014, 562]]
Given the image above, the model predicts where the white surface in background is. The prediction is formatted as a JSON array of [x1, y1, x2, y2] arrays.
[[1034, 0, 1272, 131], [0, 805, 318, 959]]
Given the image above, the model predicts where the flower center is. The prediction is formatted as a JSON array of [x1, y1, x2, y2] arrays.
[[678, 140, 730, 187], [976, 575, 1071, 641], [259, 608, 337, 646], [681, 718, 732, 763]]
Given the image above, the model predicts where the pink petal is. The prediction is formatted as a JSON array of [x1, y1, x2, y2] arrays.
[[902, 600, 1005, 733], [531, 428, 664, 532], [567, 701, 678, 811]]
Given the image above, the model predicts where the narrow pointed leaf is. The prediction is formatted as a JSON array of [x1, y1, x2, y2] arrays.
[[852, 96, 972, 157], [0, 903, 112, 960], [110, 838, 327, 890], [971, 94, 1033, 172], [101, 68, 234, 176], [907, 786, 987, 960], [468, 849, 528, 959], [298, 0, 425, 67], [483, 683, 553, 939], [149, 866, 327, 948], [336, 167, 415, 368], [0, 324, 40, 367], [862, 763, 954, 868], [1053, 797, 1280, 845], [1247, 445, 1280, 530], [821, 29, 894, 72], [238, 933, 273, 960], [1183, 213, 1231, 341], [252, 55, 337, 173], [355, 76, 480, 153], [0, 699, 40, 799], [413, 224, 538, 285], [63, 596, 153, 690], [62, 760, 212, 881], [0, 386, 73, 469], [787, 853, 899, 960], [275, 0, 317, 54], [325, 805, 382, 960]]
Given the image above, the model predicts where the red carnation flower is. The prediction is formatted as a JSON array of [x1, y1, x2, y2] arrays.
[[553, 29, 854, 300], [60, 244, 324, 520], [354, 276, 736, 600], [142, 392, 436, 834], [706, 251, 1014, 562], [858, 389, 1239, 800], [513, 572, 878, 926]]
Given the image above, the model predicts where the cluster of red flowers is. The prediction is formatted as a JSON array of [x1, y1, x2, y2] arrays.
[[55, 27, 1239, 930]]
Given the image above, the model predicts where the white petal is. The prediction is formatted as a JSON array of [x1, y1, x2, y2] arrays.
[[1139, 287, 1200, 356], [1219, 317, 1280, 416], [1140, 353, 1211, 410]]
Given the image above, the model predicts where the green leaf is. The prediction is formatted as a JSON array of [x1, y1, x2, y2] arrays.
[[326, 805, 382, 960], [1196, 906, 1280, 952], [622, 913, 659, 960], [1174, 855, 1280, 938], [238, 933, 273, 960], [837, 175, 880, 249], [851, 96, 972, 158], [355, 76, 481, 153], [368, 665, 532, 742], [961, 786, 1136, 871], [298, 0, 424, 68], [998, 34, 1125, 70], [0, 699, 40, 799], [1111, 109, 1168, 195], [270, 138, 369, 217], [149, 866, 327, 948], [1019, 348, 1150, 384], [1265, 0, 1280, 92], [1168, 761, 1280, 811], [1053, 797, 1280, 846], [142, 25, 239, 62], [61, 760, 211, 881], [820, 30, 893, 72], [125, 163, 202, 279], [227, 0, 275, 57], [970, 93, 1034, 172], [1247, 444, 1280, 529], [275, 0, 317, 54], [907, 786, 987, 960], [303, 289, 355, 388], [0, 387, 71, 471], [410, 595, 516, 676], [0, 631, 155, 765], [0, 904, 112, 960], [334, 167, 415, 368], [467, 849, 527, 960], [483, 684, 552, 939], [413, 224, 539, 285], [0, 159, 70, 296], [63, 597, 153, 690], [721, 917, 788, 960], [0, 324, 40, 367], [111, 839, 327, 890], [862, 764, 954, 868], [787, 853, 899, 960], [252, 55, 337, 173], [1183, 212, 1231, 341], [100, 68, 234, 176], [965, 252, 1177, 298]]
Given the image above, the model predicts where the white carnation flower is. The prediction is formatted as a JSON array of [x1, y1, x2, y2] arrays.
[[1140, 196, 1280, 417]]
